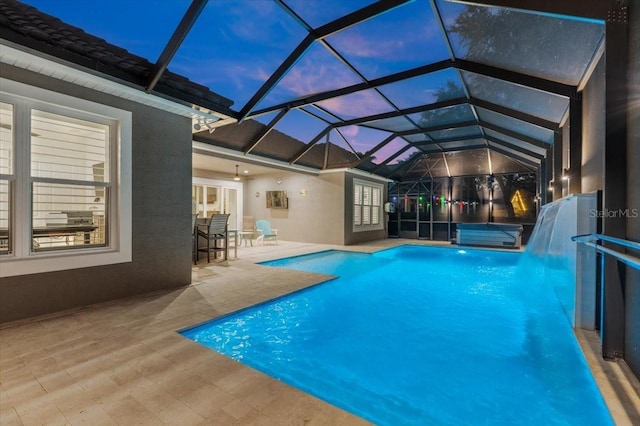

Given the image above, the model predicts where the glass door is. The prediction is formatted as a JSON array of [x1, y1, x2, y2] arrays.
[[192, 185, 222, 219], [207, 186, 221, 216], [223, 188, 237, 230], [192, 177, 243, 230]]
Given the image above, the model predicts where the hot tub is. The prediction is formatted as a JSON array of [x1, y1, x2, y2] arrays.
[[456, 223, 523, 248]]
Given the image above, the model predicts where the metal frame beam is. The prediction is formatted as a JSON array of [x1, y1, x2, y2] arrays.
[[456, 59, 577, 99], [400, 119, 550, 150], [372, 143, 414, 173], [469, 98, 560, 130], [552, 131, 563, 200], [419, 144, 487, 154], [541, 146, 553, 204], [240, 0, 411, 120], [339, 97, 466, 127], [414, 134, 483, 146], [478, 121, 550, 150], [146, 0, 208, 93], [386, 153, 426, 178], [351, 134, 397, 168], [445, 0, 612, 21], [289, 126, 332, 164], [313, 0, 411, 39], [601, 14, 628, 360], [568, 96, 583, 194], [395, 120, 478, 136], [242, 108, 289, 154], [247, 60, 451, 118], [486, 136, 544, 160], [238, 34, 315, 120], [487, 146, 538, 169], [248, 57, 575, 120]]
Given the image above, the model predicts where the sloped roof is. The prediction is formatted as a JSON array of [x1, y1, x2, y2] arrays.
[[0, 0, 234, 113]]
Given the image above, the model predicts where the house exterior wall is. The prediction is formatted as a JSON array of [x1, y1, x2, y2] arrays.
[[344, 173, 388, 245], [561, 120, 571, 197], [581, 55, 606, 194], [0, 65, 193, 323], [244, 171, 345, 245], [625, 0, 640, 379]]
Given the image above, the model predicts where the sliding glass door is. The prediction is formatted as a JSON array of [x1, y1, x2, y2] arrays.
[[192, 178, 242, 230]]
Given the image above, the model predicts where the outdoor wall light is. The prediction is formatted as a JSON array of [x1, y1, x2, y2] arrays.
[[203, 120, 216, 133], [193, 117, 218, 133], [562, 168, 571, 180]]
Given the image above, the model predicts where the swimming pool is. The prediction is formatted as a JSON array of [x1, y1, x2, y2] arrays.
[[181, 245, 613, 425]]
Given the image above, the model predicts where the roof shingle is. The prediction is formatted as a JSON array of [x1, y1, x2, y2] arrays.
[[0, 0, 234, 112]]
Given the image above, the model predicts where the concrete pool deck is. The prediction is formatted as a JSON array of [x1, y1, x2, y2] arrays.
[[1, 239, 639, 425]]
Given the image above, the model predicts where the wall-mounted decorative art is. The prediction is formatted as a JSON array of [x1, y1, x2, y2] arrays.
[[266, 190, 288, 209]]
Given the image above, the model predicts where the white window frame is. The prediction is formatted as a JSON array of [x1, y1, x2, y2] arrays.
[[353, 178, 383, 232], [0, 103, 13, 255], [0, 78, 131, 277]]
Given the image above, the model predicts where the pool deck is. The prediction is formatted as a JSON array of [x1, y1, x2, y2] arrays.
[[1, 239, 639, 425]]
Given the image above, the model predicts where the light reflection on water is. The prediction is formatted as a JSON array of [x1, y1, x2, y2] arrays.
[[181, 245, 612, 426]]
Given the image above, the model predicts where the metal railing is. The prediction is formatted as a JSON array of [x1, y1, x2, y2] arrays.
[[571, 233, 640, 270]]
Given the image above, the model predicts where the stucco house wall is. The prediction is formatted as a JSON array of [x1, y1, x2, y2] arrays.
[[0, 65, 193, 323]]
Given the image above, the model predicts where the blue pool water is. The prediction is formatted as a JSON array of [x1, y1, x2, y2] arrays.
[[181, 245, 613, 425]]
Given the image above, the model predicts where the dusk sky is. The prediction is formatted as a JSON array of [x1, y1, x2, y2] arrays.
[[19, 0, 601, 168], [20, 0, 459, 157]]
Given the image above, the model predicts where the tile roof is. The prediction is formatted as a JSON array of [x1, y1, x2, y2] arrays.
[[0, 0, 234, 112]]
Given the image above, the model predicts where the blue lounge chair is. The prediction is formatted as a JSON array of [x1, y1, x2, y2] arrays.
[[256, 219, 278, 245]]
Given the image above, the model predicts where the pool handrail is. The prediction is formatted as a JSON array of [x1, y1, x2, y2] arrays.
[[571, 233, 640, 270]]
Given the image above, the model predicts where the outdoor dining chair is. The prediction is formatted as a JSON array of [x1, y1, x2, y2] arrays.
[[197, 214, 230, 262]]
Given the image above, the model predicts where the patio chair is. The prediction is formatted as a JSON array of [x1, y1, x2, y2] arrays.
[[255, 219, 278, 245], [191, 213, 198, 264], [241, 216, 257, 246], [197, 213, 230, 262]]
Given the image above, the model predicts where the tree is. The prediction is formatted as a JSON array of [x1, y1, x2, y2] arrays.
[[418, 80, 468, 128], [493, 173, 537, 222], [449, 6, 602, 86]]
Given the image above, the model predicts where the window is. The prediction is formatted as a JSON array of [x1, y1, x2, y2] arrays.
[[353, 178, 383, 232], [0, 103, 13, 255], [0, 79, 131, 277], [31, 110, 109, 251]]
